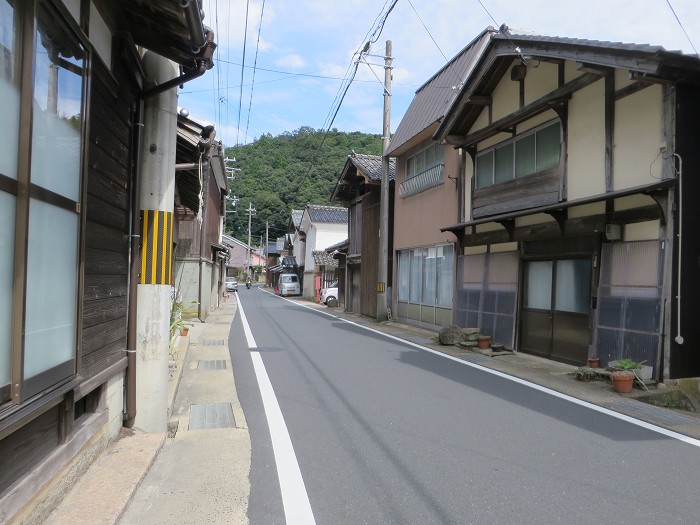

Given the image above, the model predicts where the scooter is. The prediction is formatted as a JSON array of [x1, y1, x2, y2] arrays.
[[246, 280, 251, 289]]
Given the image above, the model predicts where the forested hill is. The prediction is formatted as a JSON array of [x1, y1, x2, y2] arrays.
[[223, 127, 382, 244]]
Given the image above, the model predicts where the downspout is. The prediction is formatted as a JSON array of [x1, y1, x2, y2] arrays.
[[125, 100, 144, 426], [673, 153, 684, 345], [124, 15, 215, 424]]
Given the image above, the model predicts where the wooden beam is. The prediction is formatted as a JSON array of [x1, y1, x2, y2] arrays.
[[458, 73, 602, 148], [468, 95, 491, 105], [604, 74, 614, 194]]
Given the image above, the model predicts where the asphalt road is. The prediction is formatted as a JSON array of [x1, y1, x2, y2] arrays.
[[230, 288, 700, 525]]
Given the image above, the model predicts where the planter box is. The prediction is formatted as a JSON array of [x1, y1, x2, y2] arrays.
[[635, 365, 653, 381]]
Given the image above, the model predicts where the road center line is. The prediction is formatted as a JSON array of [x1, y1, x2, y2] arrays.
[[237, 298, 317, 525]]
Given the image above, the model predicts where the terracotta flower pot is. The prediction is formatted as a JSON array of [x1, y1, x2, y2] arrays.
[[588, 357, 600, 368], [477, 336, 491, 349], [181, 327, 189, 336], [611, 372, 634, 393]]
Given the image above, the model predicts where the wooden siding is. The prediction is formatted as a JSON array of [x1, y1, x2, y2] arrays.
[[360, 196, 380, 317], [81, 56, 133, 379], [472, 167, 560, 219]]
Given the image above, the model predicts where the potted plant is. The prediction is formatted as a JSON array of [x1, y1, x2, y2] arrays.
[[611, 370, 635, 393], [574, 367, 597, 382], [477, 335, 491, 349], [587, 356, 600, 368]]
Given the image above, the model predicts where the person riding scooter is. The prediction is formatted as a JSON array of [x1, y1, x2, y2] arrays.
[[246, 277, 251, 289]]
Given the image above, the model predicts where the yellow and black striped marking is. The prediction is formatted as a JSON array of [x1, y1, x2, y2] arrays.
[[140, 210, 173, 285]]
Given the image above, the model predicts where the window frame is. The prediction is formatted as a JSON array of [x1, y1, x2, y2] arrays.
[[406, 142, 444, 180], [475, 120, 561, 189], [2, 0, 89, 412]]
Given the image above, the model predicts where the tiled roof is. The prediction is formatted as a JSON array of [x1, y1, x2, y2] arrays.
[[325, 238, 349, 252], [348, 153, 396, 182], [313, 250, 338, 267], [307, 205, 348, 224], [290, 209, 303, 229], [386, 28, 495, 156]]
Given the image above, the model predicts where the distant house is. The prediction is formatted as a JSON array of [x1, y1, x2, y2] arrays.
[[222, 233, 266, 277], [331, 152, 395, 316], [298, 205, 348, 300], [433, 27, 700, 379]]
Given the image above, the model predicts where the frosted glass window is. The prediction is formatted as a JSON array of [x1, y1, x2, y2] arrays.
[[437, 244, 454, 307], [536, 123, 561, 172], [409, 249, 423, 303], [476, 151, 493, 188], [24, 200, 78, 380], [515, 133, 536, 178], [0, 192, 14, 392], [524, 261, 552, 309], [494, 143, 514, 183], [398, 250, 409, 301], [30, 3, 85, 200], [422, 247, 437, 306], [555, 259, 591, 313], [0, 0, 19, 181]]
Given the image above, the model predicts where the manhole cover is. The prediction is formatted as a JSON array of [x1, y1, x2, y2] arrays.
[[603, 400, 700, 426], [189, 403, 236, 430], [197, 360, 227, 370]]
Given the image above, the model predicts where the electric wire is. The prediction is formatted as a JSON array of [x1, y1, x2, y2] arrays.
[[236, 0, 251, 146], [664, 0, 698, 54], [244, 0, 267, 144], [407, 0, 447, 62]]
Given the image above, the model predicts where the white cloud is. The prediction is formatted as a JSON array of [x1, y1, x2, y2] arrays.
[[275, 54, 306, 69]]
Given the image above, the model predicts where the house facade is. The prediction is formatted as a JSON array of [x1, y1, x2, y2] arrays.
[[298, 205, 349, 301], [174, 115, 228, 321], [386, 34, 493, 330], [434, 28, 700, 379], [331, 152, 395, 317], [0, 0, 216, 521]]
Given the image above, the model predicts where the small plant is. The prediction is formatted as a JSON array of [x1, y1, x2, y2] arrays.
[[608, 358, 641, 371], [574, 367, 597, 382]]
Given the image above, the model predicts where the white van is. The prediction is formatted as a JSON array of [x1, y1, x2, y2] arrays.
[[278, 273, 300, 296]]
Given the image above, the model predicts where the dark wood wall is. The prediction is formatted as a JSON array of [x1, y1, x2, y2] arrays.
[[361, 192, 380, 317], [82, 55, 135, 378]]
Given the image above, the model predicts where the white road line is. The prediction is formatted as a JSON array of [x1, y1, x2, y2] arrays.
[[289, 299, 700, 449], [237, 299, 317, 525]]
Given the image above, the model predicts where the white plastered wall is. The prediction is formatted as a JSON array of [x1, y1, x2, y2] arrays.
[[613, 84, 664, 190], [106, 374, 125, 438], [567, 78, 606, 199]]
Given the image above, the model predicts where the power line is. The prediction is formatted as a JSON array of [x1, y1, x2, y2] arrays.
[[244, 0, 267, 144], [665, 0, 698, 54], [236, 0, 251, 146], [407, 0, 447, 62]]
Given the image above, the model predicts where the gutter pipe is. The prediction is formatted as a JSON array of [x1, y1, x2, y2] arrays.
[[124, 14, 215, 424]]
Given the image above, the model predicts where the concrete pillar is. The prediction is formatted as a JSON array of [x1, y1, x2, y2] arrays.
[[134, 51, 178, 433]]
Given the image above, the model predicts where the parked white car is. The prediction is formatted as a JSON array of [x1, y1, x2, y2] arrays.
[[320, 280, 338, 307]]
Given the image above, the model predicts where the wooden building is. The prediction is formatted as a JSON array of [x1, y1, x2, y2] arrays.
[[174, 115, 228, 321], [0, 0, 216, 521], [331, 153, 395, 317], [434, 28, 700, 378]]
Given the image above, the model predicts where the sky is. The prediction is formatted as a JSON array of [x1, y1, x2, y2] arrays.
[[178, 0, 700, 149]]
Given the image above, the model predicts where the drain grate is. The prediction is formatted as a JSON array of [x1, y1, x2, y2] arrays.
[[197, 360, 227, 370], [189, 403, 236, 430], [202, 338, 227, 346], [603, 400, 699, 426]]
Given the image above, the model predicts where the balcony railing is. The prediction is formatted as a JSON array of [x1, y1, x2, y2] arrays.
[[399, 164, 444, 198]]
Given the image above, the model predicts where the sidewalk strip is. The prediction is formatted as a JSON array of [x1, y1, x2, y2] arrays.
[[238, 299, 317, 525]]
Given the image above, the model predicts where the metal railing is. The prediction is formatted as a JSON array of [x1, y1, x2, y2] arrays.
[[399, 164, 445, 198]]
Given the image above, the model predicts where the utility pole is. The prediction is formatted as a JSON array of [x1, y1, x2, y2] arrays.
[[377, 40, 392, 322], [246, 202, 256, 274]]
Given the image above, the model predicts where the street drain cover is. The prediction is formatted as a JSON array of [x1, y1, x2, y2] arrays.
[[197, 360, 227, 370], [202, 339, 227, 346], [603, 400, 699, 426], [189, 403, 236, 430]]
